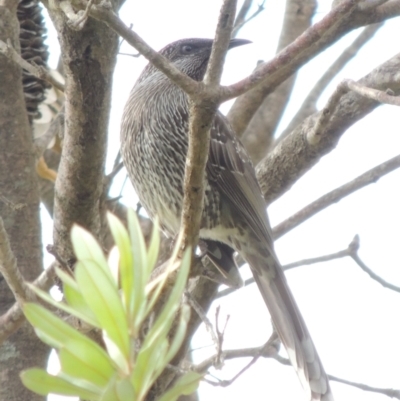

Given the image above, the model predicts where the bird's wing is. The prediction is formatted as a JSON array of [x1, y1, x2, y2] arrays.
[[206, 112, 333, 401], [207, 112, 273, 245]]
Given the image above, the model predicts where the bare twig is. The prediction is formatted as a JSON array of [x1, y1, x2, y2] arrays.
[[307, 81, 348, 145], [186, 291, 219, 352], [227, 0, 363, 135], [281, 23, 383, 140], [214, 306, 230, 368], [0, 264, 55, 344], [197, 332, 279, 387], [0, 218, 32, 305], [256, 53, 400, 205], [216, 238, 357, 298], [232, 0, 266, 37], [242, 0, 316, 164], [348, 239, 400, 293], [273, 154, 400, 239], [0, 194, 25, 211], [344, 78, 400, 105], [273, 354, 400, 399], [0, 39, 65, 91], [359, 0, 391, 10], [81, 1, 199, 96]]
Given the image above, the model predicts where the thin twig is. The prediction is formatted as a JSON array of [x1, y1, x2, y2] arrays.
[[0, 39, 65, 91], [281, 22, 383, 140], [186, 291, 219, 352], [272, 354, 400, 399], [232, 0, 266, 37], [198, 333, 279, 387], [307, 81, 348, 145], [345, 79, 400, 106], [349, 240, 400, 293], [0, 264, 55, 344], [273, 154, 400, 239], [0, 218, 33, 305], [216, 238, 356, 299]]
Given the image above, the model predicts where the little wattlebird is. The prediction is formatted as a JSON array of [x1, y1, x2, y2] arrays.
[[121, 38, 333, 401]]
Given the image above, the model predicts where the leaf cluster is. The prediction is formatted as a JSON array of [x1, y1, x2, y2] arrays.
[[21, 210, 202, 401]]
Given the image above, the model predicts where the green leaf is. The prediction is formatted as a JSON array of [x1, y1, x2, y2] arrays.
[[56, 267, 97, 319], [143, 248, 191, 353], [24, 303, 114, 376], [155, 372, 202, 401], [146, 217, 160, 278], [164, 303, 190, 365], [27, 282, 99, 328], [75, 260, 130, 359], [59, 347, 114, 388], [21, 368, 100, 400], [71, 225, 113, 282], [116, 378, 137, 401], [107, 213, 134, 316], [24, 303, 88, 349]]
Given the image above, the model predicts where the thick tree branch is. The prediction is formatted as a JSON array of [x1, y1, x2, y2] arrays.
[[49, 5, 120, 263], [181, 0, 237, 249], [281, 23, 383, 139], [227, 0, 400, 136], [256, 52, 400, 205], [242, 0, 316, 164]]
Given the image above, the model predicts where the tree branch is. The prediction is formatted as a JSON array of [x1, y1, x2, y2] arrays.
[[0, 39, 65, 91], [273, 154, 400, 238], [281, 22, 383, 140], [0, 218, 32, 305], [0, 264, 54, 344], [181, 0, 237, 250], [216, 237, 357, 298], [226, 0, 400, 136], [241, 0, 317, 164], [256, 52, 400, 205]]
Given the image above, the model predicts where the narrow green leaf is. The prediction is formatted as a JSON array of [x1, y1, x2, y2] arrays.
[[164, 304, 190, 365], [155, 372, 202, 401], [146, 217, 160, 279], [107, 213, 134, 315], [27, 283, 100, 328], [20, 368, 100, 400], [127, 209, 146, 325], [59, 347, 114, 388], [132, 337, 168, 398], [142, 248, 191, 352], [116, 378, 137, 401], [24, 303, 88, 348], [24, 303, 114, 376], [75, 260, 130, 358], [71, 225, 113, 282]]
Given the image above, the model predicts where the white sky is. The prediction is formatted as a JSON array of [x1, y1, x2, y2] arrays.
[[42, 1, 400, 400]]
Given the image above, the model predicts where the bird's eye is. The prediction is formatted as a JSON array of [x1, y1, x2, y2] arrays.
[[181, 45, 193, 54]]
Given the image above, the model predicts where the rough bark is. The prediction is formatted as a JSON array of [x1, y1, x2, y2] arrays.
[[0, 2, 48, 400]]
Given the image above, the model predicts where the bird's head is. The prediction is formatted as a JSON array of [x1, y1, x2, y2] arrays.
[[142, 38, 251, 82]]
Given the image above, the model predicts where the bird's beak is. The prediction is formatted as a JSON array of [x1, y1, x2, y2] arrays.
[[228, 38, 252, 50]]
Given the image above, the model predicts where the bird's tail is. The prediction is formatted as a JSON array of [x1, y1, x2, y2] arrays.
[[244, 252, 333, 401]]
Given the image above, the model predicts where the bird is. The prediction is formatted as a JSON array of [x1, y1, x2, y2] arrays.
[[120, 38, 333, 401]]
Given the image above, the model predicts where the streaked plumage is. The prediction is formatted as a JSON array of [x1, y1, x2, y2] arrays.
[[121, 38, 333, 401]]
